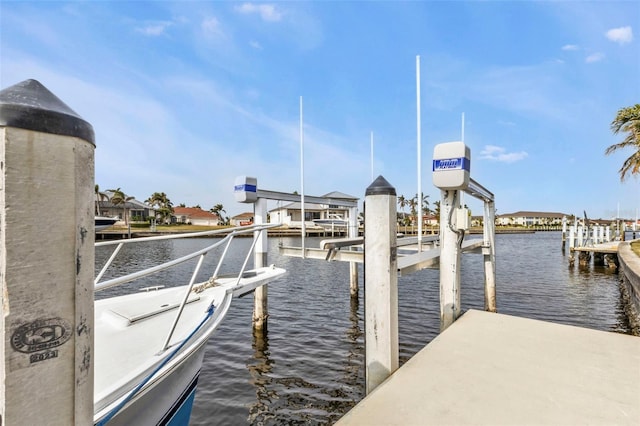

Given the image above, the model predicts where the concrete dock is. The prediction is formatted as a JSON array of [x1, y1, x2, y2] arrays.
[[337, 309, 640, 425]]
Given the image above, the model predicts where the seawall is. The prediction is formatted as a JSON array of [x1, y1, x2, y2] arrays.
[[618, 240, 640, 335]]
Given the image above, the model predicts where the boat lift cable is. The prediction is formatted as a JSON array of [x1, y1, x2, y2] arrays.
[[95, 305, 215, 426], [447, 190, 465, 249]]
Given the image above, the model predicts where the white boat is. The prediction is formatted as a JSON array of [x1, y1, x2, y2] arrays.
[[93, 224, 286, 425], [313, 213, 348, 228], [95, 216, 118, 231]]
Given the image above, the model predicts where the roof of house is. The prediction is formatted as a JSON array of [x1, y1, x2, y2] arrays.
[[97, 191, 153, 210], [322, 191, 358, 200], [232, 212, 254, 220], [173, 207, 219, 220], [269, 202, 326, 212], [497, 211, 567, 218]]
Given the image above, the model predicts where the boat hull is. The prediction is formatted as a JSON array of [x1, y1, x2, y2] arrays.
[[95, 341, 206, 425]]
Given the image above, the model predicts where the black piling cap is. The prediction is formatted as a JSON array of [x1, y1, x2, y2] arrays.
[[366, 175, 396, 196], [0, 79, 95, 145]]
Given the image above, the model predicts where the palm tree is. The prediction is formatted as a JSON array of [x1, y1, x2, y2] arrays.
[[94, 184, 109, 216], [397, 195, 407, 224], [145, 192, 173, 224], [433, 200, 441, 225], [108, 187, 134, 225], [411, 192, 430, 228], [408, 198, 417, 228], [210, 204, 227, 225], [605, 104, 640, 181]]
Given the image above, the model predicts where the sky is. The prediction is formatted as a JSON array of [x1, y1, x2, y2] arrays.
[[1, 1, 639, 219]]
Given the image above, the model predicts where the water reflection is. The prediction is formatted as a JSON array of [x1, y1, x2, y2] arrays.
[[247, 329, 276, 425], [97, 232, 631, 424]]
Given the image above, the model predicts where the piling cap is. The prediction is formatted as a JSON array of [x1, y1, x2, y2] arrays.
[[0, 79, 95, 145], [366, 175, 396, 196]]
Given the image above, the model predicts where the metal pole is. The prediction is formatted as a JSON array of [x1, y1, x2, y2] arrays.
[[416, 55, 423, 249], [300, 96, 306, 256], [364, 176, 398, 394]]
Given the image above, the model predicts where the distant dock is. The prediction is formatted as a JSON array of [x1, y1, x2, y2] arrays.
[[337, 309, 640, 425]]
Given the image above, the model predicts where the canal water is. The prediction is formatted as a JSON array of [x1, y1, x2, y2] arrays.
[[95, 231, 631, 425]]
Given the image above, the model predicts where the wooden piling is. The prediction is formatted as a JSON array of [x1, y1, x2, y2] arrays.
[[0, 80, 95, 424], [364, 176, 398, 395], [439, 189, 462, 331], [483, 200, 497, 313], [253, 198, 269, 331], [349, 206, 359, 298]]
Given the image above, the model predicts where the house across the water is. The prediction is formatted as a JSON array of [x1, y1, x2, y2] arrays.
[[172, 207, 220, 226], [268, 191, 359, 228]]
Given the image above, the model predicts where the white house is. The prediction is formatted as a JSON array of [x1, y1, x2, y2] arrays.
[[172, 207, 220, 226], [269, 191, 358, 227], [496, 211, 567, 227]]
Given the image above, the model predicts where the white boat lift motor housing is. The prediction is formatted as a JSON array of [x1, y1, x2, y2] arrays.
[[234, 176, 258, 203], [432, 141, 470, 190]]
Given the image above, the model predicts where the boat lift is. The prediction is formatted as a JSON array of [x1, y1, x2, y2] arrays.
[[234, 177, 361, 328]]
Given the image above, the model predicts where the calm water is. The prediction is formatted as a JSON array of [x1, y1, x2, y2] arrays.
[[95, 231, 631, 425]]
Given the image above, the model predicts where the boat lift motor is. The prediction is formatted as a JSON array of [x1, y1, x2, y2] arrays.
[[234, 176, 258, 203], [432, 141, 471, 231]]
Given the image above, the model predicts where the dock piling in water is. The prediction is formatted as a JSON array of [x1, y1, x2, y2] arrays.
[[363, 176, 399, 395], [253, 198, 269, 332]]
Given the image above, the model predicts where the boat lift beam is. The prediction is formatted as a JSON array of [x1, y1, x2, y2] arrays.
[[234, 176, 361, 329]]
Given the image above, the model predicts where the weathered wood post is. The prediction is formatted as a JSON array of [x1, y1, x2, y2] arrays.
[[561, 216, 567, 250], [577, 225, 584, 247], [0, 79, 95, 424], [439, 189, 462, 330], [364, 176, 398, 395], [432, 141, 470, 331], [483, 200, 497, 313], [569, 226, 576, 250], [253, 197, 269, 331], [234, 176, 269, 332], [349, 206, 359, 297]]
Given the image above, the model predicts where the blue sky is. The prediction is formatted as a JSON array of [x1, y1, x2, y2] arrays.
[[2, 1, 639, 219]]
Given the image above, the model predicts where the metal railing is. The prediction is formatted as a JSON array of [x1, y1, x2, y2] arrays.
[[94, 223, 280, 351]]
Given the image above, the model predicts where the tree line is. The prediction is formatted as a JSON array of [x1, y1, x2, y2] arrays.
[[94, 187, 230, 225]]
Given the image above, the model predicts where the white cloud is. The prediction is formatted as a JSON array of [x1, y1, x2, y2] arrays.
[[605, 26, 633, 44], [201, 16, 224, 38], [479, 145, 528, 163], [235, 3, 283, 22], [249, 40, 263, 49], [136, 21, 173, 36], [562, 44, 579, 51], [585, 52, 604, 63]]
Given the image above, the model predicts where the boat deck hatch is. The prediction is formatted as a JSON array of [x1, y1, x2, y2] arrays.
[[107, 293, 201, 325]]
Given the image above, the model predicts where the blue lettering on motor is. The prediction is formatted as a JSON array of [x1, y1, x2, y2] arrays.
[[432, 157, 470, 172], [234, 184, 257, 193]]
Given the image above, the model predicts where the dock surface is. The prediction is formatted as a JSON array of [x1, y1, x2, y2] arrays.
[[571, 241, 620, 254], [337, 309, 640, 425]]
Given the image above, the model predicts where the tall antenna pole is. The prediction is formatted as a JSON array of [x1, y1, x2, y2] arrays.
[[370, 131, 374, 182], [416, 55, 423, 249], [300, 96, 306, 257], [460, 112, 465, 208]]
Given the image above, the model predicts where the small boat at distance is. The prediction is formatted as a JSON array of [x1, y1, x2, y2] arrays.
[[313, 213, 348, 228], [95, 216, 118, 231], [93, 224, 286, 425]]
